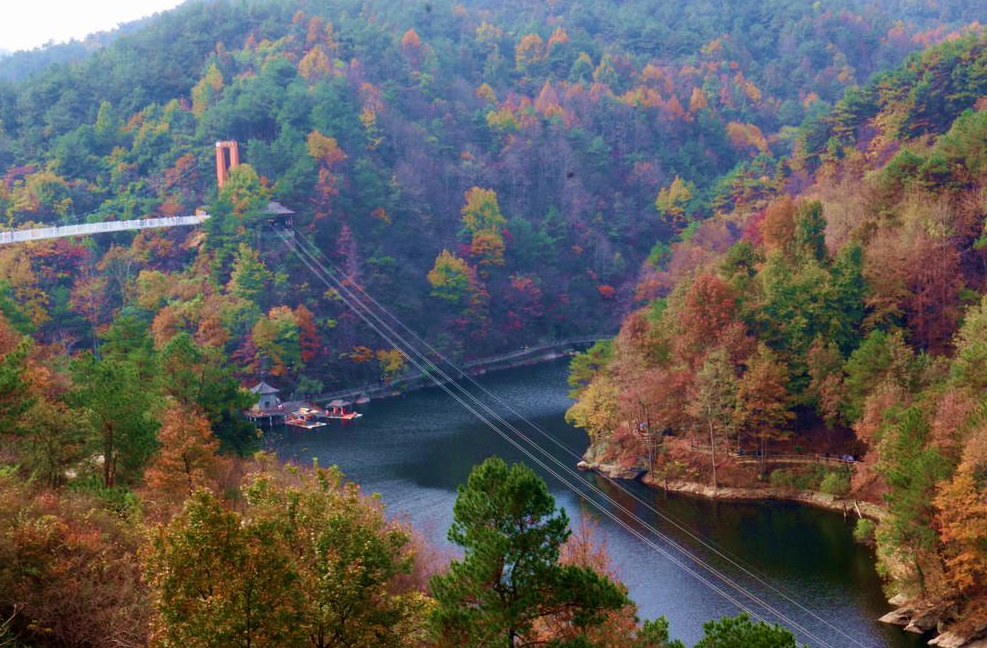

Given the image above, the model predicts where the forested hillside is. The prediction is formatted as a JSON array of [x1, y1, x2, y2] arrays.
[[0, 0, 980, 392], [3, 1, 987, 646], [567, 31, 987, 641]]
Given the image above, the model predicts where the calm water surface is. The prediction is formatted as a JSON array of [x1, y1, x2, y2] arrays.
[[274, 359, 922, 648]]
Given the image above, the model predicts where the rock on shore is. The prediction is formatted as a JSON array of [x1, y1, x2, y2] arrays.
[[878, 598, 987, 647]]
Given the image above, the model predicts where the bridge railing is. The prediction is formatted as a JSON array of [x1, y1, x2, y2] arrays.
[[0, 214, 210, 245], [686, 443, 858, 465]]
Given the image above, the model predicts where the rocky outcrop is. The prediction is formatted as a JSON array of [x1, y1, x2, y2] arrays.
[[879, 599, 987, 647], [579, 442, 647, 481], [929, 632, 987, 648], [577, 458, 646, 480]]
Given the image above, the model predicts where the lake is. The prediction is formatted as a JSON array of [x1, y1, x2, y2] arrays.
[[273, 359, 922, 648]]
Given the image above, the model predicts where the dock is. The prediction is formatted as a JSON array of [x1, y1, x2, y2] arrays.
[[245, 398, 363, 429]]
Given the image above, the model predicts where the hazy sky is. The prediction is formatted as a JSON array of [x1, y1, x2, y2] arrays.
[[2, 1, 184, 53]]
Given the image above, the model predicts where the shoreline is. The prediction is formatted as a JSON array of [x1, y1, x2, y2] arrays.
[[580, 461, 987, 648], [647, 475, 887, 519], [577, 460, 886, 519], [313, 338, 599, 405]]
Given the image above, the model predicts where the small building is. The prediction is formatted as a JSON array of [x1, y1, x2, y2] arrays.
[[264, 201, 295, 230], [250, 380, 280, 411]]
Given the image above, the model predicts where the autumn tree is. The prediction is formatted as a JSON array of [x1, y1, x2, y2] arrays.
[[935, 424, 987, 595], [400, 28, 423, 67], [565, 373, 619, 442], [145, 403, 225, 504], [251, 307, 301, 376], [306, 130, 347, 168], [654, 177, 695, 231], [376, 348, 406, 382], [676, 274, 742, 364], [70, 271, 109, 354], [299, 45, 332, 80], [294, 304, 322, 364], [146, 462, 425, 648], [461, 188, 508, 270], [761, 196, 796, 253], [0, 472, 149, 647], [144, 489, 303, 648], [688, 348, 737, 488], [245, 464, 426, 648], [689, 87, 709, 114], [158, 333, 257, 454], [515, 33, 543, 73], [734, 344, 794, 476], [428, 250, 473, 304], [191, 62, 224, 117], [804, 338, 845, 428]]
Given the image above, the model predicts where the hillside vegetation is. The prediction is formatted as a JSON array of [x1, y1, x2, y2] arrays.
[[568, 31, 987, 640], [1, 1, 987, 646], [0, 0, 980, 392]]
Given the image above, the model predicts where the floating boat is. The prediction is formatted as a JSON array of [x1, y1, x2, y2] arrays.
[[354, 393, 370, 405], [285, 406, 328, 430], [326, 410, 362, 420], [325, 399, 363, 421]]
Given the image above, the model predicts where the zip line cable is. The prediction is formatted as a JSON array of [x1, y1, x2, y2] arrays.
[[287, 228, 875, 648], [279, 229, 838, 648], [280, 229, 842, 648], [275, 227, 845, 648], [275, 229, 771, 623]]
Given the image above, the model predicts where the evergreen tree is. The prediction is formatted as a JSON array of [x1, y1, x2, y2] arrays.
[[70, 353, 159, 487], [792, 201, 827, 264], [429, 456, 627, 647], [694, 614, 803, 648]]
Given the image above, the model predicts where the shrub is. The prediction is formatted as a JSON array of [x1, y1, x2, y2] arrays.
[[770, 466, 826, 491], [769, 469, 798, 489], [854, 518, 876, 544], [820, 470, 851, 497]]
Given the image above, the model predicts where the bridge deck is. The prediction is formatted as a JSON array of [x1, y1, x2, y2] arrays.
[[0, 214, 210, 245]]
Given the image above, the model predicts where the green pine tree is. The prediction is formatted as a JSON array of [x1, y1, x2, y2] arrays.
[[429, 456, 628, 647]]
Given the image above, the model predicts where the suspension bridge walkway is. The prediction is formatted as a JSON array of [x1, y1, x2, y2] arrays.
[[0, 214, 211, 246]]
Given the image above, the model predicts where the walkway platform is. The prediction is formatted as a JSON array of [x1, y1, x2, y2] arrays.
[[0, 214, 210, 245]]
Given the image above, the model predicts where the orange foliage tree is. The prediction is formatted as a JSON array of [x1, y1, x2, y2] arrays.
[[515, 33, 543, 73], [145, 404, 226, 505], [734, 344, 794, 475], [936, 425, 987, 596], [460, 187, 508, 270]]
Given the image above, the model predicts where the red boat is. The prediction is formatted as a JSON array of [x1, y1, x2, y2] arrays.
[[325, 399, 363, 421]]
